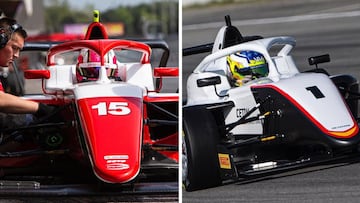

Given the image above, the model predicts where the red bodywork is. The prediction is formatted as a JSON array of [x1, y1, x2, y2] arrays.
[[77, 95, 143, 183], [0, 17, 178, 188]]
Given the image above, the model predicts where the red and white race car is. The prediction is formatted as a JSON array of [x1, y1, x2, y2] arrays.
[[0, 11, 178, 196]]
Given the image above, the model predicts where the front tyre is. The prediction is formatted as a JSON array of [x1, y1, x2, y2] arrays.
[[183, 106, 222, 191]]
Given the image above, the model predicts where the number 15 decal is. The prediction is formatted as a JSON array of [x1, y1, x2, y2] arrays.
[[92, 102, 131, 116]]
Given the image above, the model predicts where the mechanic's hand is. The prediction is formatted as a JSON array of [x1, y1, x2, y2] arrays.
[[34, 103, 57, 118]]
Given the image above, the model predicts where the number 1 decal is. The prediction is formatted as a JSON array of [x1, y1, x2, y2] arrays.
[[92, 102, 131, 116]]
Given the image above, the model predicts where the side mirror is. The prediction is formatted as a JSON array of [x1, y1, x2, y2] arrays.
[[153, 67, 178, 77], [197, 76, 221, 87], [24, 69, 50, 79], [308, 54, 330, 67], [153, 67, 179, 92]]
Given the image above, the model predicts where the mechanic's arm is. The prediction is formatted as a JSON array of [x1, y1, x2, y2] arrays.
[[0, 91, 40, 114]]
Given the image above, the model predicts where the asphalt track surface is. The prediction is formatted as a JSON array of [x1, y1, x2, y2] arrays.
[[182, 0, 360, 202]]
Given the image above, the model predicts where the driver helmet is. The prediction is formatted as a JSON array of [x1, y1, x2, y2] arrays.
[[76, 49, 118, 82], [226, 50, 269, 86]]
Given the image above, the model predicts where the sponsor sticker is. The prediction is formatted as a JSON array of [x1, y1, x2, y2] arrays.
[[218, 153, 231, 169], [104, 155, 130, 170]]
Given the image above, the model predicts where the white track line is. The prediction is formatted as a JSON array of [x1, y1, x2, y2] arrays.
[[183, 10, 360, 31]]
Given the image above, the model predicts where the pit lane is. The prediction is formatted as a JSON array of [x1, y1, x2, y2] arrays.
[[182, 0, 360, 202]]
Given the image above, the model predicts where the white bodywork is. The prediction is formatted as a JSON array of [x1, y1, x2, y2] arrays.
[[44, 61, 156, 95], [264, 73, 355, 133], [187, 35, 299, 106], [186, 25, 356, 135]]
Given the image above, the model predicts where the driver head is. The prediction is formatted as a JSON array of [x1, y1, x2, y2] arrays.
[[76, 49, 118, 82], [227, 50, 268, 86]]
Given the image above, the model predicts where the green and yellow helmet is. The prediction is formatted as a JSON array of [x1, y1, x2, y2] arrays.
[[227, 50, 269, 80]]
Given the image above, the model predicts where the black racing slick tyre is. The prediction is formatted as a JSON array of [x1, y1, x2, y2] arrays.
[[183, 106, 222, 191]]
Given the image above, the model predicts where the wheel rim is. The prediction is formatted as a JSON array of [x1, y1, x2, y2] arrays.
[[182, 132, 188, 183]]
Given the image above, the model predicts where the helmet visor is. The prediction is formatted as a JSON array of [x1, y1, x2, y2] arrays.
[[250, 63, 269, 78], [234, 63, 268, 78], [79, 67, 100, 78]]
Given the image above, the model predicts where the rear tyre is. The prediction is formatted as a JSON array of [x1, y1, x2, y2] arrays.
[[183, 106, 222, 191]]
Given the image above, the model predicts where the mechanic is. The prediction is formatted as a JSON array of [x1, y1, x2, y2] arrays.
[[226, 50, 269, 86], [0, 17, 54, 129]]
